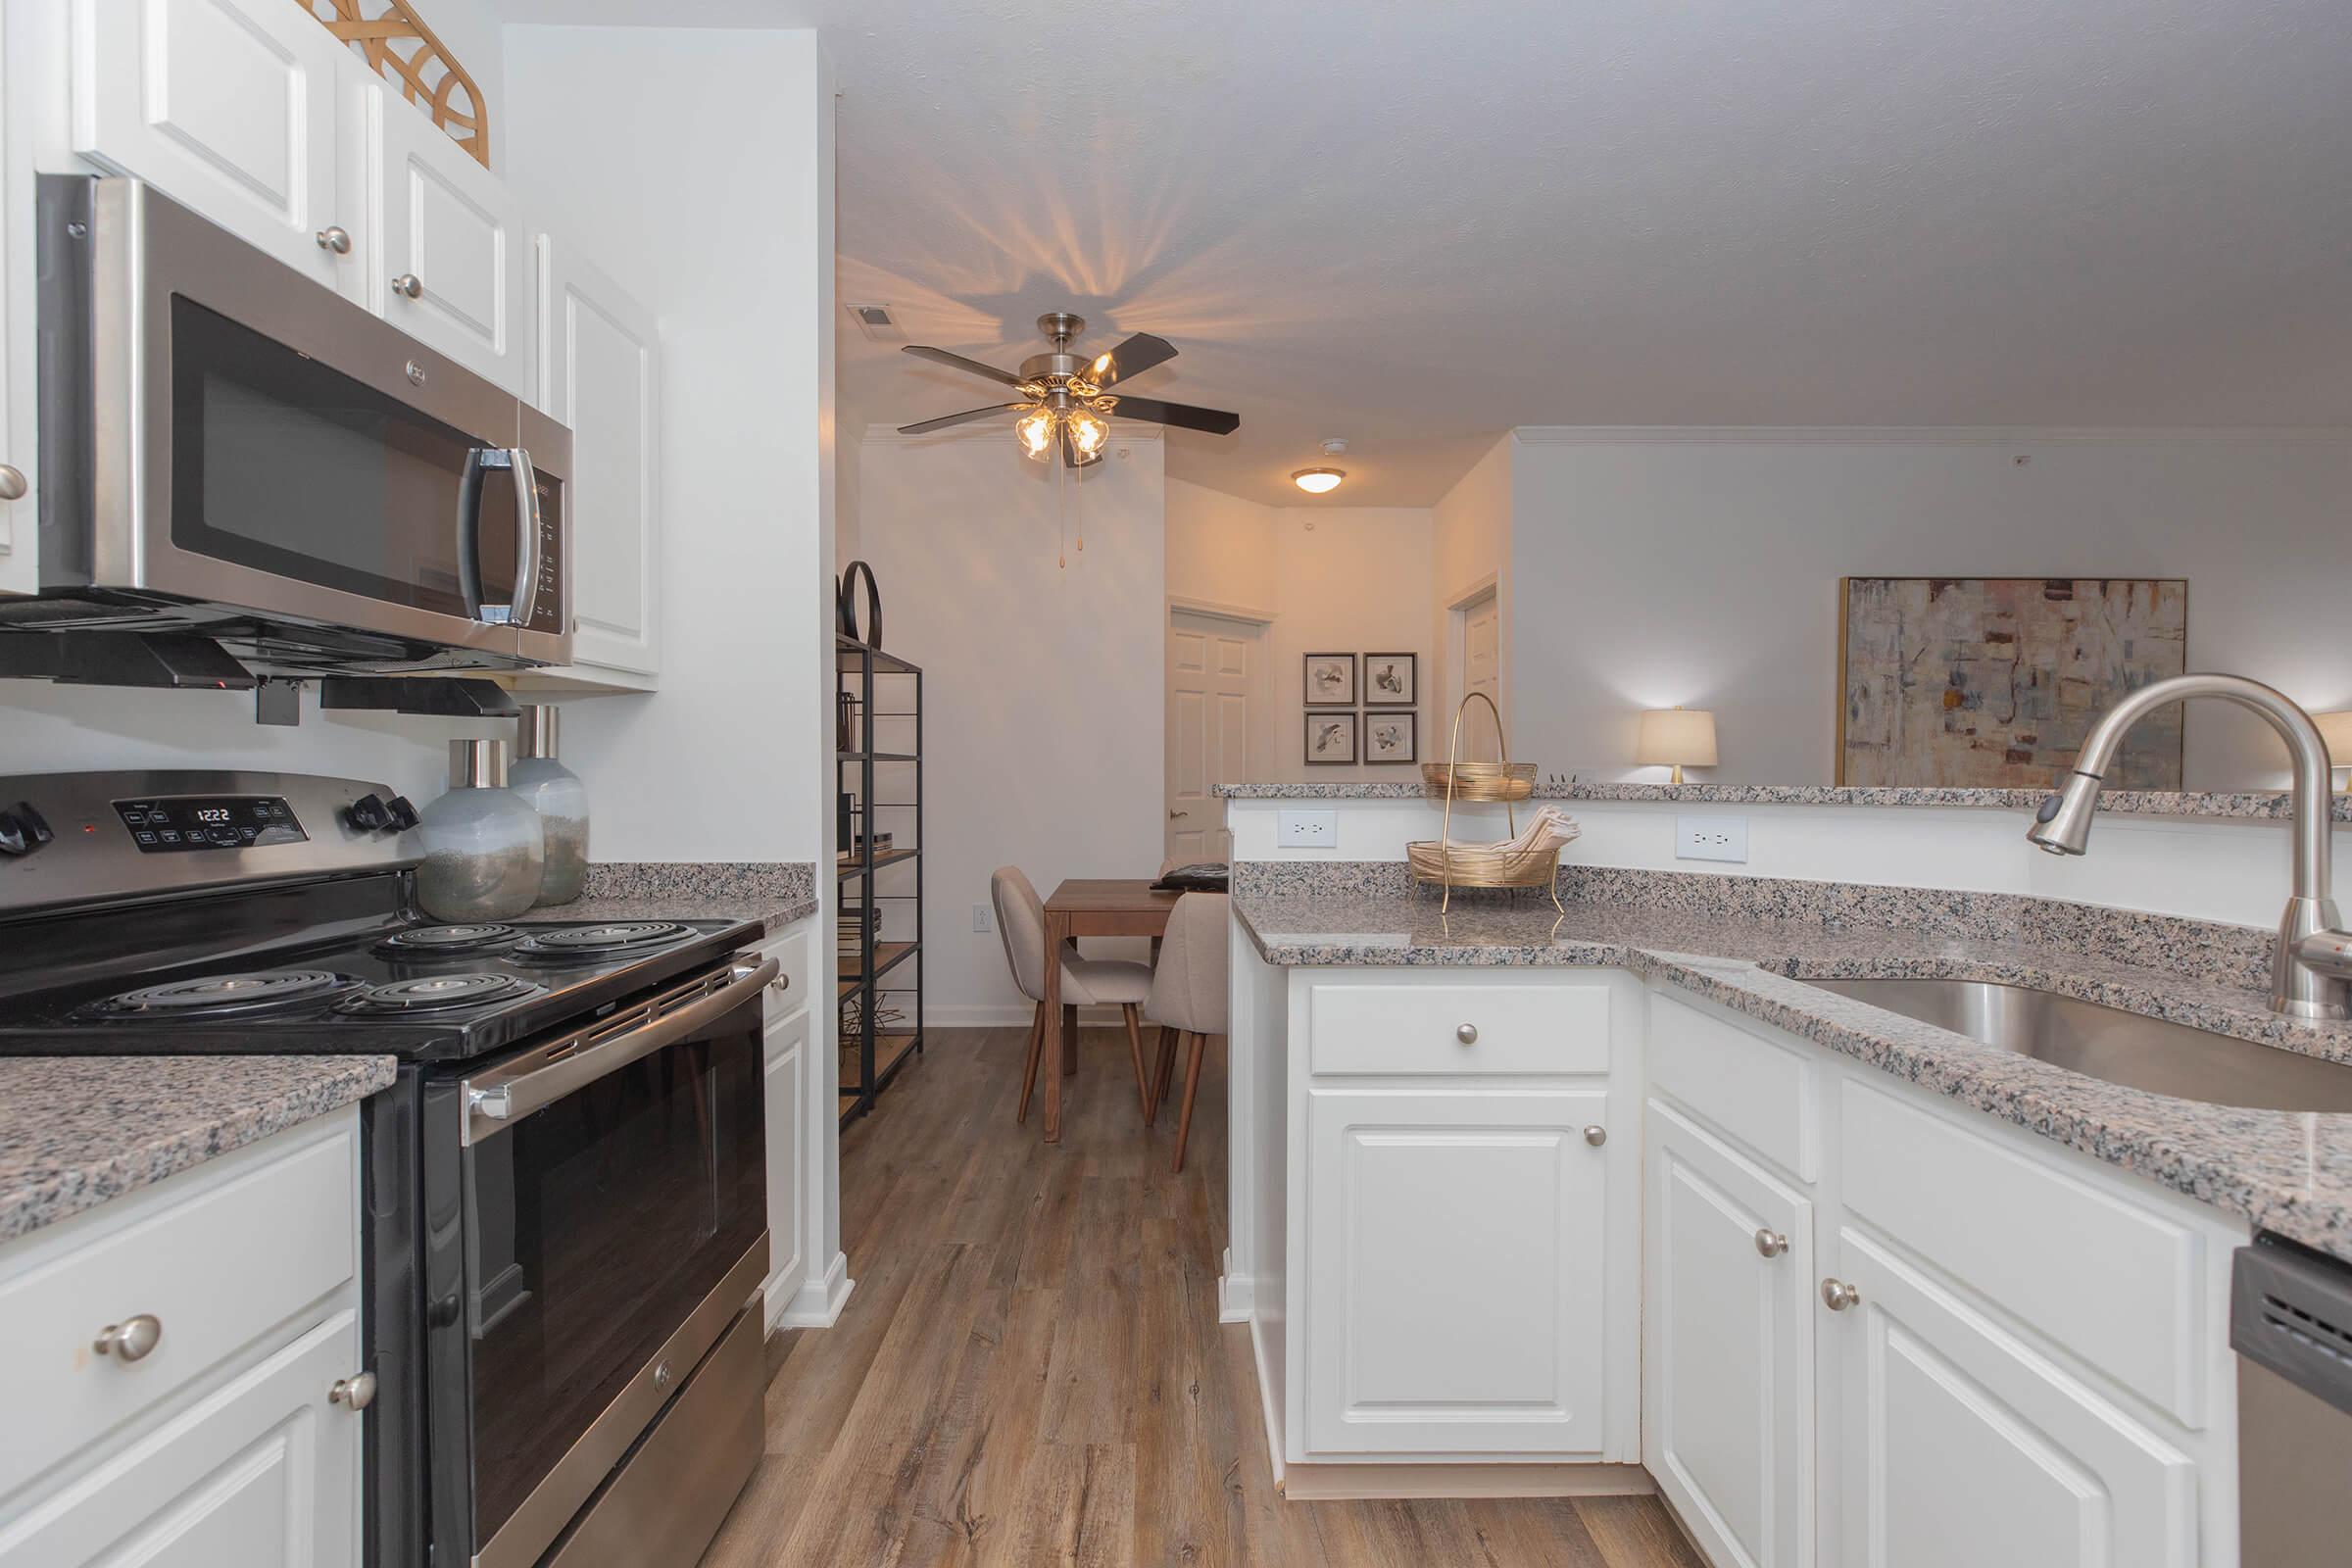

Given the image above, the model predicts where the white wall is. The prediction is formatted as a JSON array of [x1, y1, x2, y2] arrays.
[[858, 426, 1166, 1022], [1505, 431, 2352, 790], [1431, 434, 1515, 742]]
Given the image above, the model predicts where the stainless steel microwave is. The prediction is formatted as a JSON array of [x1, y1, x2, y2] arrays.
[[22, 175, 570, 673]]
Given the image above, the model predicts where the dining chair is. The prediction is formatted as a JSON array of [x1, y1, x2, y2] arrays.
[[1144, 891, 1229, 1173], [990, 866, 1154, 1126]]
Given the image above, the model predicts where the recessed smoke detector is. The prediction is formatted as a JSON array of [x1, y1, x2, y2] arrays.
[[1320, 438, 1348, 456], [847, 303, 902, 340]]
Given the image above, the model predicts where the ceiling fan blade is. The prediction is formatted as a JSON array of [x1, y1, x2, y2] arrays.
[[902, 344, 1021, 387], [1102, 395, 1240, 436], [1085, 332, 1177, 391], [897, 402, 1028, 435]]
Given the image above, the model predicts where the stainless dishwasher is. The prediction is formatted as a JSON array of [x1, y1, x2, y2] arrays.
[[2231, 1234, 2352, 1566]]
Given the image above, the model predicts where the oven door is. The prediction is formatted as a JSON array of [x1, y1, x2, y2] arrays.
[[423, 957, 772, 1568], [52, 176, 567, 666]]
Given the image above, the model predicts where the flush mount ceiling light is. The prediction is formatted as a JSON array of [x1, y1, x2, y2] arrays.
[[1292, 467, 1346, 494]]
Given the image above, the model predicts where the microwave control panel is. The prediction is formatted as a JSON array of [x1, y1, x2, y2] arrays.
[[114, 796, 309, 853]]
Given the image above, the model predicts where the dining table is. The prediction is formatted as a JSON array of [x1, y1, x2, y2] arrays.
[[1039, 877, 1186, 1143]]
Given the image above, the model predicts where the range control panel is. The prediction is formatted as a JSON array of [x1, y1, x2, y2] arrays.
[[114, 796, 309, 853]]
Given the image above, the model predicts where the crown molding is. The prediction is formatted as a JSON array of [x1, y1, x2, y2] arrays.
[[1508, 424, 2352, 447], [859, 420, 1165, 446]]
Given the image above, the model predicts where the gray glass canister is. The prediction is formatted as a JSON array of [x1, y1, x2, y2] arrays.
[[509, 705, 589, 906], [417, 739, 546, 920]]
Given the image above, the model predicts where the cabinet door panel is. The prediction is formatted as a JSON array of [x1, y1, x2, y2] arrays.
[[369, 88, 527, 393], [0, 1310, 360, 1568], [1832, 1229, 2197, 1568], [1304, 1088, 1609, 1456], [537, 237, 659, 676], [764, 1006, 808, 1310], [72, 0, 349, 290], [1644, 1101, 1813, 1568]]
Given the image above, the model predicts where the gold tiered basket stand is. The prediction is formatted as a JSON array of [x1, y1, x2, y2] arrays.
[[1407, 693, 1563, 913]]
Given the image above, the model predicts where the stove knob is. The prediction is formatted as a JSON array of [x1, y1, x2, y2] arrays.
[[0, 802, 53, 858], [347, 794, 392, 833], [384, 796, 420, 832]]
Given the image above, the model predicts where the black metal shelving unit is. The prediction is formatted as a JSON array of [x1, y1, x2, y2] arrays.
[[836, 634, 924, 1126]]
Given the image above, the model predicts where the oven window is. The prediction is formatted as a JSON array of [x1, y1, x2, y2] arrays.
[[168, 296, 517, 613], [463, 1013, 764, 1546]]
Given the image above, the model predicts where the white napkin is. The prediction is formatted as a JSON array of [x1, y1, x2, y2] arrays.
[[1459, 805, 1581, 855]]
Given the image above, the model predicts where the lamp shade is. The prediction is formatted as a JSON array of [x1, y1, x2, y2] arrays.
[[2317, 710, 2352, 767], [1637, 707, 1718, 767]]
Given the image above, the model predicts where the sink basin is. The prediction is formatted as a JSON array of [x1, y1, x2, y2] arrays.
[[1801, 978, 2352, 1113]]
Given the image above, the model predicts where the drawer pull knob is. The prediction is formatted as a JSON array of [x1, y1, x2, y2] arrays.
[[391, 272, 422, 300], [1821, 1278, 1862, 1312], [1455, 1023, 1478, 1045], [316, 224, 352, 254], [1754, 1229, 1788, 1258], [0, 464, 25, 501], [93, 1314, 162, 1362], [329, 1371, 377, 1410], [1583, 1124, 1607, 1147]]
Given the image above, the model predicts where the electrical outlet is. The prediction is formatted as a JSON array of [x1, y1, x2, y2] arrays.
[[1677, 815, 1748, 863], [1277, 808, 1339, 849], [972, 903, 994, 933]]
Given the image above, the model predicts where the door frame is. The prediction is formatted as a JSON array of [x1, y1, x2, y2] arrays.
[[1166, 598, 1275, 863], [1446, 573, 1500, 742]]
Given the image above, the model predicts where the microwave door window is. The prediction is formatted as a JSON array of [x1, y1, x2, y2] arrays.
[[170, 296, 496, 616]]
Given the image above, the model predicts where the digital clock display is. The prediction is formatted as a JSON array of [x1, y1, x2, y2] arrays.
[[114, 795, 308, 854], [194, 807, 232, 823]]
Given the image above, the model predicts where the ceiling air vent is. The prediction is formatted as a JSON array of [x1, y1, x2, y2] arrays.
[[847, 303, 902, 340]]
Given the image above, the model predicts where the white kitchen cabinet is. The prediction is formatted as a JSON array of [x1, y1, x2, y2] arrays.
[[764, 1003, 808, 1313], [364, 76, 529, 396], [1643, 1100, 1814, 1568], [1828, 1227, 2200, 1568], [69, 0, 356, 296], [532, 237, 660, 683], [1301, 1086, 1612, 1456], [0, 1311, 361, 1568]]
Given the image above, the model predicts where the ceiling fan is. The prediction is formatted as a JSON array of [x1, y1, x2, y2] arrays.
[[896, 312, 1241, 468]]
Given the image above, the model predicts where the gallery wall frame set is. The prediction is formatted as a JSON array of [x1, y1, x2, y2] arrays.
[[1300, 652, 1421, 764]]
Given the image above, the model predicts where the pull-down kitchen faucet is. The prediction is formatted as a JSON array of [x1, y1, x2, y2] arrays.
[[2027, 673, 2352, 1019]]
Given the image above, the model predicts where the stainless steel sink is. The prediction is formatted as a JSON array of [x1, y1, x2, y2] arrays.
[[1802, 978, 2352, 1113]]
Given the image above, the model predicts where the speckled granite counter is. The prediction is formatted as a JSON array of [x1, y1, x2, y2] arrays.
[[529, 862, 819, 934], [1214, 780, 2352, 821], [0, 1055, 395, 1244], [1233, 886, 2352, 1262]]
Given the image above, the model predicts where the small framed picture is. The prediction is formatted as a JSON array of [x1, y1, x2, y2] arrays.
[[1303, 653, 1356, 706], [1304, 711, 1358, 765], [1363, 653, 1417, 706], [1364, 712, 1417, 763]]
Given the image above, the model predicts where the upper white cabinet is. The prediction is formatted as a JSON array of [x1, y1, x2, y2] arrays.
[[366, 85, 528, 395], [1302, 1086, 1612, 1457], [70, 0, 354, 296], [535, 237, 660, 680]]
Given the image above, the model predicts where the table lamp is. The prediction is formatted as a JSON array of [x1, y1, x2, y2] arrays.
[[1637, 707, 1718, 785], [2318, 710, 2352, 793]]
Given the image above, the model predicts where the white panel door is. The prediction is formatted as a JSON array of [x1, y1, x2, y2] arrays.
[[0, 1311, 361, 1568], [1165, 611, 1258, 863], [764, 1004, 808, 1309], [368, 85, 527, 394], [1303, 1087, 1611, 1456], [1830, 1228, 2199, 1568], [1459, 588, 1499, 729], [1644, 1101, 1814, 1568], [537, 236, 659, 676], [72, 0, 355, 293]]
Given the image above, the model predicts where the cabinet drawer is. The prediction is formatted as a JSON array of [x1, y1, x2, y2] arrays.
[[1648, 994, 1816, 1182], [756, 922, 812, 1023], [1308, 979, 1609, 1075], [1839, 1078, 2209, 1427], [0, 1115, 358, 1500]]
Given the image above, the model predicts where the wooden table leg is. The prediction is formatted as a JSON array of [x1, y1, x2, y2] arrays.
[[1043, 909, 1070, 1142]]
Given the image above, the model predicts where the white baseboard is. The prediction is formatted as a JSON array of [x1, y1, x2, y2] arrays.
[[1278, 1461, 1656, 1502], [1250, 1311, 1286, 1488], [923, 1003, 1144, 1029], [1218, 1265, 1252, 1323], [770, 1250, 855, 1330]]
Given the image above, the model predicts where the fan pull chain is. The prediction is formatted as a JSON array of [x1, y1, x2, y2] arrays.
[[1056, 457, 1066, 569]]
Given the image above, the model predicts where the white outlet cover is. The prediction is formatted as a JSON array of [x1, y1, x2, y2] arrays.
[[1277, 808, 1340, 849], [1676, 815, 1749, 863], [972, 903, 994, 932]]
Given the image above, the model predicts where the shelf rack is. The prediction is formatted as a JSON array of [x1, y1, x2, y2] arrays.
[[836, 634, 923, 1126]]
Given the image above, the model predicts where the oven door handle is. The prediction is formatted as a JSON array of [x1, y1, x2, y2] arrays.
[[461, 957, 778, 1144]]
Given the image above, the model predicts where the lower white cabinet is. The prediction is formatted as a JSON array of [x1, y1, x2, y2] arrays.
[[1302, 1087, 1612, 1456], [1829, 1228, 2200, 1568], [764, 1003, 808, 1309], [1643, 1101, 1815, 1568]]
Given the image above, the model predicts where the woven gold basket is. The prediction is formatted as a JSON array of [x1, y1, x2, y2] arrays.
[[1406, 693, 1564, 913]]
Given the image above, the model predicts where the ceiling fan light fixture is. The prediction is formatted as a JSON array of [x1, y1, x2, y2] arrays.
[[1015, 407, 1057, 462], [1292, 466, 1346, 494], [1066, 407, 1110, 462]]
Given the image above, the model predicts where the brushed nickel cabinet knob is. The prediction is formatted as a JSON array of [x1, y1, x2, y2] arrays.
[[0, 464, 24, 502], [329, 1371, 376, 1409], [391, 272, 422, 300], [1455, 1023, 1478, 1045], [1821, 1278, 1862, 1311], [316, 224, 351, 254], [1583, 1124, 1608, 1147], [1754, 1229, 1788, 1258], [94, 1314, 163, 1362]]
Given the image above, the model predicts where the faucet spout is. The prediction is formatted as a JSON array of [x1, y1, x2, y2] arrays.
[[2024, 673, 2346, 1020]]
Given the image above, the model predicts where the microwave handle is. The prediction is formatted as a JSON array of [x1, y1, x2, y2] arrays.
[[459, 958, 778, 1144], [507, 447, 544, 631], [456, 448, 491, 620]]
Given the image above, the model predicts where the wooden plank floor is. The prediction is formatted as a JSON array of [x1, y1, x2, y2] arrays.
[[705, 1024, 1707, 1568]]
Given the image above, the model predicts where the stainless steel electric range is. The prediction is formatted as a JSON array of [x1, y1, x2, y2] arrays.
[[0, 770, 775, 1568]]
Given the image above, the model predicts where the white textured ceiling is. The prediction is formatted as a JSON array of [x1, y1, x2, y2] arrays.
[[493, 0, 2352, 506]]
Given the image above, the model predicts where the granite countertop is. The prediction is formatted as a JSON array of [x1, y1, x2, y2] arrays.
[[1213, 780, 2352, 821], [535, 862, 820, 935], [0, 1055, 395, 1245], [1234, 888, 2352, 1262]]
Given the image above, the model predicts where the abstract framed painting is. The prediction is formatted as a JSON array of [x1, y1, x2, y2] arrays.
[[1304, 711, 1358, 765], [1837, 577, 2187, 788]]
